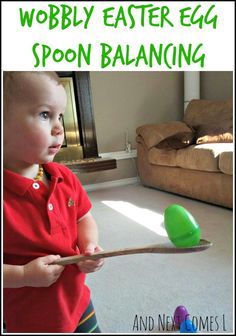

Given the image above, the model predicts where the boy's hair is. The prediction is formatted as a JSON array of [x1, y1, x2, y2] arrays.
[[3, 71, 61, 113]]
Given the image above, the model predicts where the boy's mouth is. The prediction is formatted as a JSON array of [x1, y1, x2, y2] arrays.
[[49, 144, 61, 149], [48, 144, 61, 154]]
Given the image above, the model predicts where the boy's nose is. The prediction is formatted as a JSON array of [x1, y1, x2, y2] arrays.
[[52, 122, 64, 136]]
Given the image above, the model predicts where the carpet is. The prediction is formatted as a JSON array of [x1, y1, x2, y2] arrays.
[[85, 184, 233, 334]]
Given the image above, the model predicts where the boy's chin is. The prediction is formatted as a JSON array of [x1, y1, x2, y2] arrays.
[[40, 157, 55, 164]]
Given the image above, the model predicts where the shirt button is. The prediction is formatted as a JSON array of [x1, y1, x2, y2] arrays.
[[48, 203, 54, 211], [32, 182, 40, 189]]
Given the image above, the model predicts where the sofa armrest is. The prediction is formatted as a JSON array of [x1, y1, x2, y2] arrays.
[[136, 121, 192, 149]]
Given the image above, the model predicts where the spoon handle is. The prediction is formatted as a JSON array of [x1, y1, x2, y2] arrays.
[[52, 239, 212, 266]]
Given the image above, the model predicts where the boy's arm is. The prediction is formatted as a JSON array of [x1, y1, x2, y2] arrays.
[[77, 211, 99, 253], [3, 255, 64, 288], [3, 264, 25, 288], [77, 211, 104, 273]]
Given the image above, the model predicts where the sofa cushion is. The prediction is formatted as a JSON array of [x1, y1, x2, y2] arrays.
[[195, 122, 233, 144], [219, 149, 233, 175], [176, 143, 233, 172], [183, 99, 232, 128], [148, 147, 177, 166], [136, 121, 192, 149], [156, 131, 196, 150], [148, 143, 233, 173]]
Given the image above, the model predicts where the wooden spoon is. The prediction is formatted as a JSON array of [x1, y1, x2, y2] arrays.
[[52, 239, 212, 266]]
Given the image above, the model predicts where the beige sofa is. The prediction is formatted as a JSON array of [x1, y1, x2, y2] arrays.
[[136, 99, 233, 208]]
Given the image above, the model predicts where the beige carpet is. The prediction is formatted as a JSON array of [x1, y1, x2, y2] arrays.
[[85, 184, 233, 334]]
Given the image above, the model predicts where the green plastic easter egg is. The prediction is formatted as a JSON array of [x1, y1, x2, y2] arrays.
[[164, 204, 201, 247]]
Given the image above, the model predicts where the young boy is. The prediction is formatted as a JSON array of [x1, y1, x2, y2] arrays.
[[3, 71, 104, 333]]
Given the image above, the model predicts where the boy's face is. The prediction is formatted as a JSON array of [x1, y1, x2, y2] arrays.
[[4, 73, 67, 167]]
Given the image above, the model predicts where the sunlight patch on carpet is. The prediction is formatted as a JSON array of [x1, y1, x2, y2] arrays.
[[102, 200, 168, 237]]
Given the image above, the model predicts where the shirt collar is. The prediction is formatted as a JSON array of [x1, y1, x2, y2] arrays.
[[4, 163, 64, 196]]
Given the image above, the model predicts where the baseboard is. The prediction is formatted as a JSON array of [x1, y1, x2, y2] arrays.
[[83, 176, 140, 192], [100, 150, 137, 160]]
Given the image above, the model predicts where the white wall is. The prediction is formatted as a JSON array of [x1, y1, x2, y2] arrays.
[[90, 72, 184, 153], [200, 72, 233, 101], [78, 71, 184, 185]]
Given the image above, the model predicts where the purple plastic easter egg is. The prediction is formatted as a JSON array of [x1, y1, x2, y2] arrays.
[[174, 305, 189, 328]]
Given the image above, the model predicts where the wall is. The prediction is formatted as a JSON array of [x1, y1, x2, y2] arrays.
[[78, 71, 184, 185], [90, 72, 184, 152], [200, 71, 233, 100], [77, 71, 233, 186]]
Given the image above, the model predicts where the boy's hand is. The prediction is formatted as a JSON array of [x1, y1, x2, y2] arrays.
[[78, 243, 104, 273], [23, 255, 65, 287]]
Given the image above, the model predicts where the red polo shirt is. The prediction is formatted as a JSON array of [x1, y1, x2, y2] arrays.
[[3, 163, 92, 332]]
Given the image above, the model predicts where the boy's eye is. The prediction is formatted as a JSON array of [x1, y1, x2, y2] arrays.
[[39, 112, 49, 120], [59, 114, 63, 122]]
